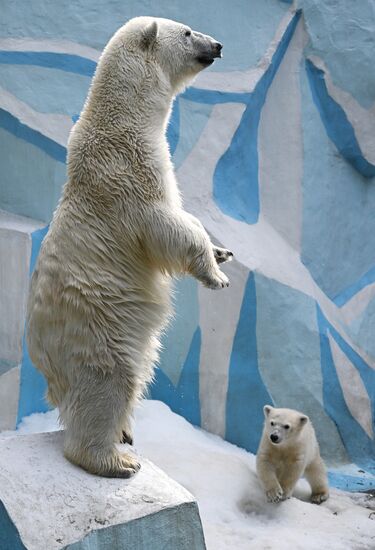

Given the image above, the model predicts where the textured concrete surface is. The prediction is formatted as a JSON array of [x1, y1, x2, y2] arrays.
[[0, 431, 206, 550]]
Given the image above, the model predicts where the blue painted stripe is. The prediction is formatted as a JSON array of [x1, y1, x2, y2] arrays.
[[183, 87, 250, 105], [17, 225, 50, 424], [0, 51, 96, 77], [328, 469, 375, 493], [317, 305, 375, 473], [0, 16, 300, 179], [333, 264, 375, 307], [0, 108, 66, 163], [213, 10, 302, 224], [306, 59, 375, 179], [225, 273, 273, 453], [167, 97, 180, 157], [150, 327, 201, 427], [323, 312, 375, 413]]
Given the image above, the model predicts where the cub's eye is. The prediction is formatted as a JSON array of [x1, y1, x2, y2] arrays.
[[270, 421, 275, 426], [284, 425, 290, 430], [185, 29, 191, 37]]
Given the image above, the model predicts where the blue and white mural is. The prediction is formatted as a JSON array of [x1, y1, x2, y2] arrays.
[[0, 0, 374, 491]]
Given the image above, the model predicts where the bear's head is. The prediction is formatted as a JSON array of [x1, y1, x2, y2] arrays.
[[110, 16, 222, 93], [263, 405, 309, 446]]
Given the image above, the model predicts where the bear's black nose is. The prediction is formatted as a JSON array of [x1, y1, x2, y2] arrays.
[[270, 434, 279, 443]]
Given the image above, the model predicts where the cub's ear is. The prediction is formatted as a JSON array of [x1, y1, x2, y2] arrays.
[[299, 415, 308, 425], [141, 21, 158, 49], [263, 405, 273, 417]]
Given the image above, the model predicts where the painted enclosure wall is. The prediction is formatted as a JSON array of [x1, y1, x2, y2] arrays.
[[0, 0, 374, 490]]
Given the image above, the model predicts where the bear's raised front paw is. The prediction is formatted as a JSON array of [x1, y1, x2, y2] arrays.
[[213, 246, 234, 264], [311, 491, 329, 505], [203, 270, 230, 290], [266, 487, 284, 503]]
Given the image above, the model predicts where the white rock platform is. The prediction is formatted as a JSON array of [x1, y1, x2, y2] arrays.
[[0, 431, 206, 550]]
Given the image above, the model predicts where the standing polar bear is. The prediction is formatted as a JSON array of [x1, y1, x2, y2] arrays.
[[27, 17, 232, 478], [257, 406, 329, 504]]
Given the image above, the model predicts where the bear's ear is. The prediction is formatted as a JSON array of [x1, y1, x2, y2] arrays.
[[263, 405, 273, 417], [141, 21, 158, 49], [299, 415, 308, 425]]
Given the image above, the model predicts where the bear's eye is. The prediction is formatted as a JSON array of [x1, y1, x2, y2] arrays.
[[270, 421, 275, 426], [185, 29, 192, 37], [284, 425, 290, 430]]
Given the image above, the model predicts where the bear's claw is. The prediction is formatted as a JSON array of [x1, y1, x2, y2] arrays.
[[266, 487, 284, 503], [107, 454, 141, 478], [202, 270, 230, 289], [121, 430, 133, 445], [213, 246, 234, 264], [311, 491, 329, 505]]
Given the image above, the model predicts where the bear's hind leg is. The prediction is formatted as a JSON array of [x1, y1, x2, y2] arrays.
[[304, 456, 329, 504], [61, 367, 140, 478]]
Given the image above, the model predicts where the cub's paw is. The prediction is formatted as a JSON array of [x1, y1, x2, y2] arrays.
[[311, 491, 329, 505], [266, 486, 284, 503], [203, 270, 230, 290], [213, 246, 234, 264]]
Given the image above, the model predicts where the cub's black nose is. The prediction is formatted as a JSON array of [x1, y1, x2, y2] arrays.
[[270, 434, 279, 443], [214, 42, 223, 55]]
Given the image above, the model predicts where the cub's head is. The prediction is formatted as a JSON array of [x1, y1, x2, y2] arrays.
[[116, 16, 222, 91], [263, 405, 309, 446]]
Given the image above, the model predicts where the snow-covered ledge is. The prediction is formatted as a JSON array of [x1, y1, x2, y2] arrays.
[[0, 431, 206, 550]]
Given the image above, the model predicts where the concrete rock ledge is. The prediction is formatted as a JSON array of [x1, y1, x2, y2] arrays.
[[0, 431, 206, 550]]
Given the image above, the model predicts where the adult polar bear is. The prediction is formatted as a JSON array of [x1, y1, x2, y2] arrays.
[[27, 17, 232, 478]]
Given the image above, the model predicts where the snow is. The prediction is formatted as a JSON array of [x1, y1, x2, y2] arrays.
[[2, 400, 375, 549]]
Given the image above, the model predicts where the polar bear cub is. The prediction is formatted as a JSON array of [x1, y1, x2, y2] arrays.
[[256, 406, 329, 504]]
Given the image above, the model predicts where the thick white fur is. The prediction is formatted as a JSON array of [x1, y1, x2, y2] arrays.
[[26, 17, 231, 477], [256, 406, 329, 504]]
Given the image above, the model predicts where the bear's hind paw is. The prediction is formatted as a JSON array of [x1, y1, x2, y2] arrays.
[[105, 453, 141, 478]]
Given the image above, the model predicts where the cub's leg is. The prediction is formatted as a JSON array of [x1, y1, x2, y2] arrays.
[[256, 455, 284, 503], [61, 366, 140, 478], [304, 456, 329, 504], [278, 459, 305, 500]]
